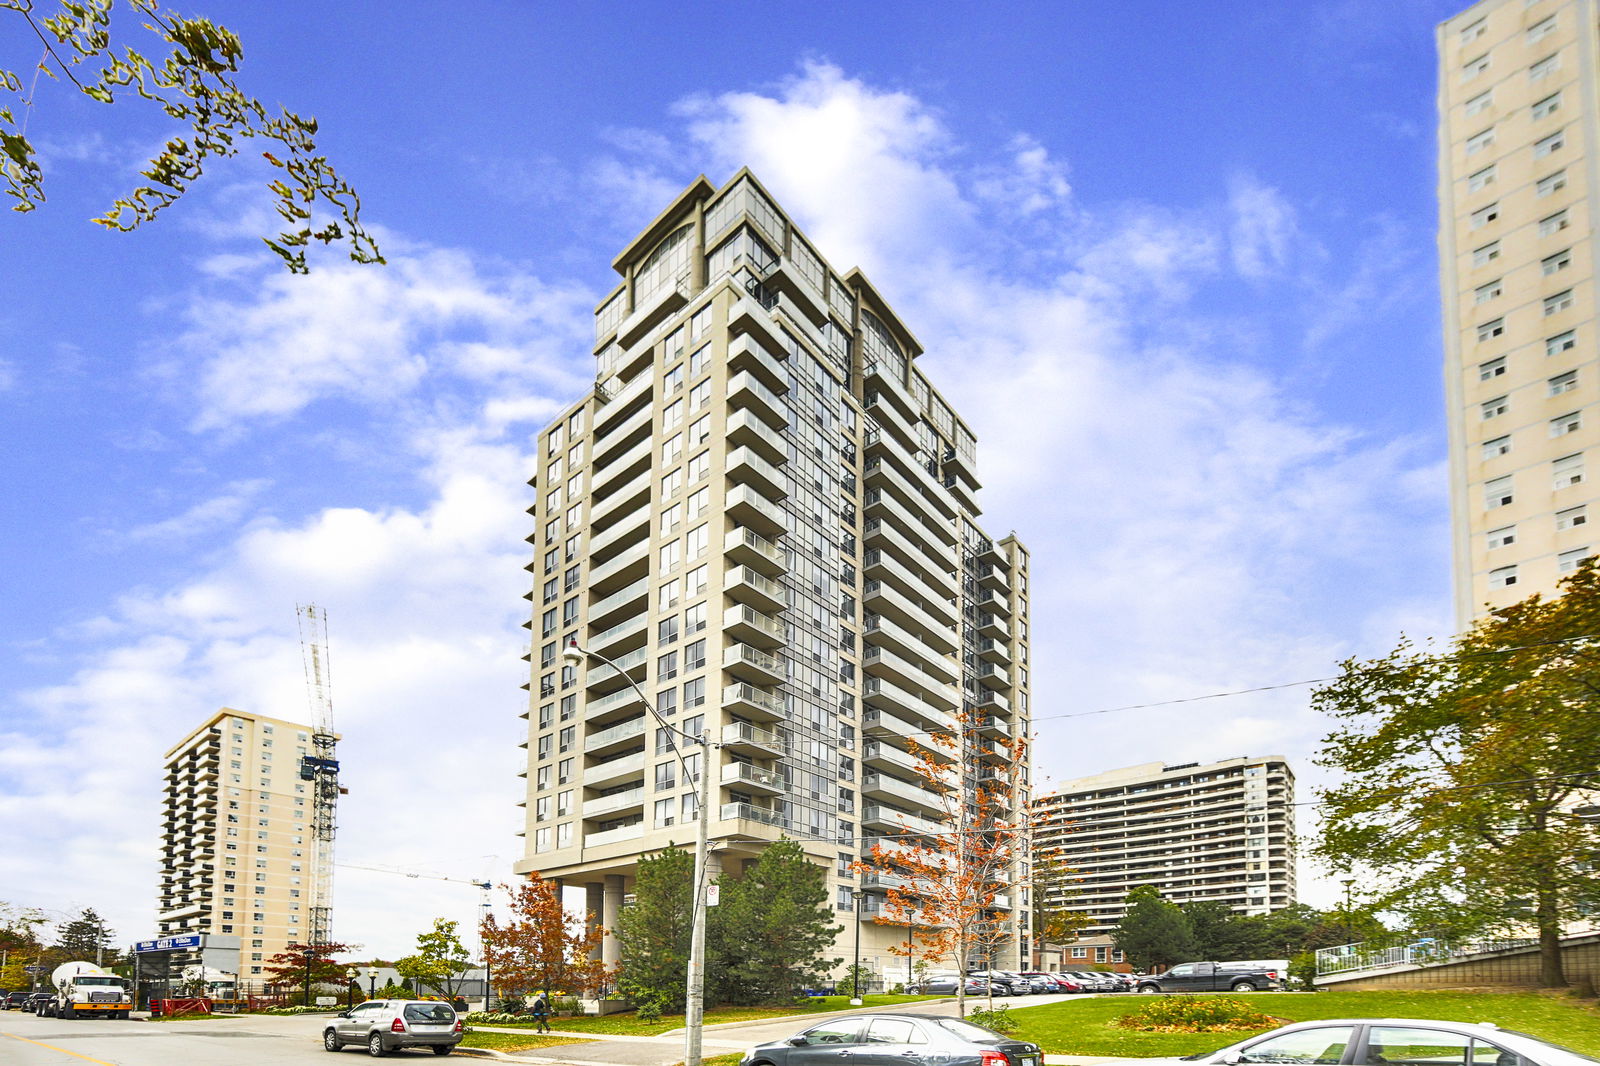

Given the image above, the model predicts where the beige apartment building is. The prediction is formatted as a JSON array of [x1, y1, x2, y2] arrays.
[[1031, 757, 1297, 938], [511, 171, 1034, 983], [1439, 0, 1600, 622], [158, 708, 324, 985]]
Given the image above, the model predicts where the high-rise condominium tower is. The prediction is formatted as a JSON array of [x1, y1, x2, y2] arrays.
[[1439, 0, 1599, 622], [512, 171, 1034, 981], [1031, 757, 1297, 937], [158, 708, 324, 984]]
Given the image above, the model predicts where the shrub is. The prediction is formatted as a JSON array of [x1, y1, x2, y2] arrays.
[[965, 1006, 1018, 1033], [1116, 996, 1275, 1033], [465, 1011, 530, 1024], [264, 1004, 340, 1015]]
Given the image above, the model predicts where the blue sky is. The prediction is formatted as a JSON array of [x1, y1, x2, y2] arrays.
[[2, 0, 1466, 958]]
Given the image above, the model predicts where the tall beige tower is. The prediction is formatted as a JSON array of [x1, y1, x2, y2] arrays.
[[1439, 0, 1599, 622], [158, 708, 323, 987], [512, 171, 1035, 984]]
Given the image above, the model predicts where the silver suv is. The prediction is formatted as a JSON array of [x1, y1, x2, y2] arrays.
[[322, 999, 462, 1056]]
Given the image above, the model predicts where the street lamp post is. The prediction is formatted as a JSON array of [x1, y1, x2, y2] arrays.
[[566, 640, 714, 1066], [345, 969, 357, 1010], [850, 889, 866, 1006], [366, 967, 379, 1001], [303, 949, 314, 1008]]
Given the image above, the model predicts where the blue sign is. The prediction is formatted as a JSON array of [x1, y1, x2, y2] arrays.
[[133, 934, 203, 954]]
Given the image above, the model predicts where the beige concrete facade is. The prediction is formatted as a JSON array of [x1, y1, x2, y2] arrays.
[[1439, 0, 1600, 622], [158, 708, 324, 986], [1031, 757, 1296, 937], [512, 171, 1034, 985]]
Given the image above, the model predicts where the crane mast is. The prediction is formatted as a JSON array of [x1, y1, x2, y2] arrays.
[[296, 604, 340, 949]]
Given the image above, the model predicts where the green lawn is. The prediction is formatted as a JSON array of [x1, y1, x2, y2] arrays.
[[459, 1031, 596, 1052], [1008, 991, 1600, 1059], [486, 995, 942, 1037]]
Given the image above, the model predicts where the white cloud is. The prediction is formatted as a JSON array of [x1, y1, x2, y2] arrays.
[[127, 479, 272, 543], [1229, 175, 1301, 279]]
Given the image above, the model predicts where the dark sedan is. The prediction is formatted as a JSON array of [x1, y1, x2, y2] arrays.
[[3, 991, 28, 1010], [1149, 1018, 1600, 1066], [911, 975, 1005, 996], [742, 1013, 1043, 1066]]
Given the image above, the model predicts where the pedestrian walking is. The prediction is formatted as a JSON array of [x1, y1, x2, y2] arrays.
[[530, 991, 550, 1033]]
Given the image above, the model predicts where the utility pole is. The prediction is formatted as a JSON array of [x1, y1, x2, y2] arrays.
[[297, 604, 342, 953]]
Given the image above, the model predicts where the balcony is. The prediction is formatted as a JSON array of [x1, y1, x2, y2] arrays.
[[588, 539, 649, 596], [719, 801, 792, 832], [584, 785, 646, 820], [862, 739, 922, 776], [863, 677, 956, 735], [725, 526, 786, 574], [726, 408, 787, 464], [723, 604, 785, 648], [720, 721, 784, 758], [861, 870, 912, 893], [976, 562, 1010, 593], [726, 333, 787, 393], [584, 820, 646, 849], [723, 642, 784, 685], [584, 684, 647, 724], [583, 751, 646, 790], [977, 662, 1012, 691], [977, 637, 1011, 665], [591, 435, 652, 496], [588, 575, 647, 628], [728, 370, 787, 427], [863, 545, 958, 607], [593, 370, 653, 432], [589, 469, 651, 530], [591, 401, 652, 466], [864, 488, 954, 559], [722, 682, 785, 722], [864, 646, 959, 710], [727, 446, 788, 500], [726, 483, 787, 537], [727, 293, 787, 359], [977, 587, 1012, 617], [974, 737, 1009, 764], [588, 613, 648, 658], [861, 803, 945, 837], [864, 580, 958, 644], [586, 505, 649, 564], [977, 613, 1010, 640], [975, 688, 1011, 719], [864, 614, 958, 684], [865, 455, 956, 527], [617, 268, 691, 350], [584, 715, 647, 755], [724, 566, 787, 612], [863, 391, 917, 450], [585, 645, 648, 690], [721, 761, 785, 794], [974, 715, 1011, 740], [863, 772, 946, 816], [944, 471, 980, 515]]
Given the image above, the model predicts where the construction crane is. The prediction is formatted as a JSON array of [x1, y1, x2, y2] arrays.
[[297, 604, 342, 949]]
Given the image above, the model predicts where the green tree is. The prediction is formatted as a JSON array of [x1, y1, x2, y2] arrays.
[[396, 919, 472, 1003], [53, 908, 119, 965], [1113, 885, 1197, 972], [614, 845, 693, 1012], [261, 941, 351, 997], [706, 838, 841, 1006], [1313, 560, 1600, 987], [1, 0, 382, 272], [1181, 900, 1254, 962]]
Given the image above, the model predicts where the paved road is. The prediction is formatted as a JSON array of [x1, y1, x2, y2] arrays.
[[0, 1009, 362, 1065]]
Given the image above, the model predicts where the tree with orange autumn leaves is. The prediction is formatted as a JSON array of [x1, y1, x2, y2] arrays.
[[480, 875, 607, 1003], [855, 712, 1031, 1016]]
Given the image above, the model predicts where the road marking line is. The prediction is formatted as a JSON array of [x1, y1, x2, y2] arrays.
[[2, 1031, 120, 1065]]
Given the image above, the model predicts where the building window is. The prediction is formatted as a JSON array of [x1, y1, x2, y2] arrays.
[[1459, 17, 1486, 43], [662, 432, 683, 465], [1535, 130, 1566, 158], [1536, 171, 1567, 199], [655, 762, 676, 791], [658, 651, 679, 682], [1474, 278, 1502, 304], [1539, 209, 1570, 236], [661, 469, 683, 498], [659, 540, 681, 572], [663, 363, 684, 395], [1481, 395, 1509, 420], [661, 502, 682, 535], [1543, 249, 1572, 275], [1489, 565, 1519, 589], [1465, 89, 1493, 116], [1469, 202, 1499, 228], [1463, 54, 1491, 80], [1559, 547, 1590, 574], [1527, 14, 1556, 42], [662, 398, 683, 430], [684, 638, 706, 671], [1465, 128, 1495, 156], [688, 487, 709, 517], [1557, 505, 1587, 530], [1070, 947, 1088, 959], [1549, 370, 1577, 395], [688, 412, 711, 445], [1544, 289, 1574, 315], [683, 677, 706, 708], [1530, 54, 1560, 81], [1485, 475, 1514, 508], [1472, 241, 1500, 267], [659, 578, 680, 610], [1468, 165, 1496, 193], [1533, 93, 1562, 121], [1482, 435, 1511, 459], [1487, 525, 1516, 550], [685, 564, 707, 597], [688, 379, 711, 412], [685, 602, 707, 633], [1477, 318, 1504, 342], [1479, 356, 1506, 381], [1554, 452, 1584, 487], [686, 524, 708, 559]]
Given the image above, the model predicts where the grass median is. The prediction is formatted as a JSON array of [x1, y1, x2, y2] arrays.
[[482, 995, 942, 1037], [1006, 990, 1600, 1058], [460, 1031, 597, 1052]]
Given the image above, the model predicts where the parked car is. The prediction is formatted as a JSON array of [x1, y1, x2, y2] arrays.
[[1135, 961, 1281, 993], [910, 974, 991, 996], [739, 1012, 1044, 1066], [967, 969, 1031, 995], [321, 999, 462, 1056], [1016, 972, 1067, 993], [29, 992, 53, 1015], [3, 991, 29, 1010], [1065, 971, 1118, 993], [1132, 1018, 1598, 1066], [1041, 974, 1084, 993]]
